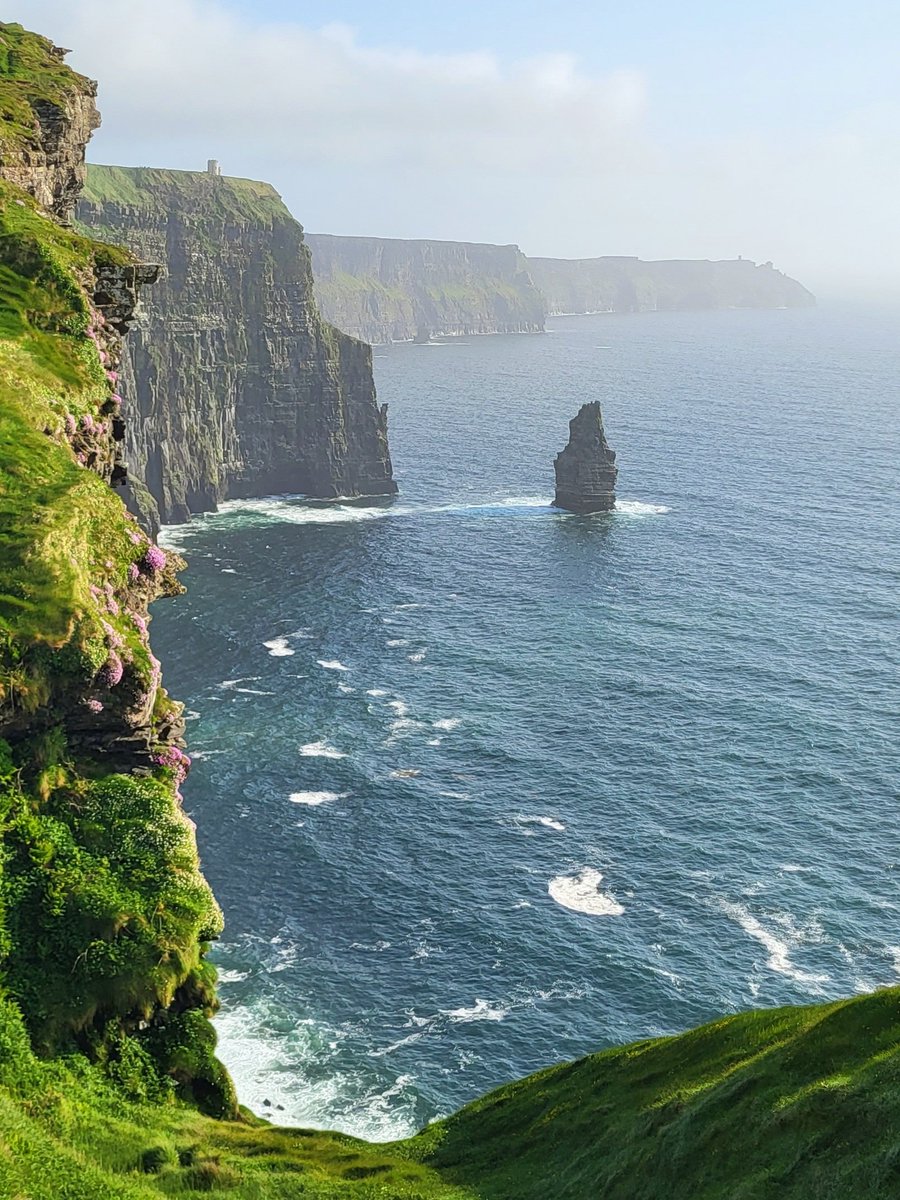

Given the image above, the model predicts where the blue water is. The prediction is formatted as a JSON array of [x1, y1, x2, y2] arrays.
[[153, 306, 900, 1140]]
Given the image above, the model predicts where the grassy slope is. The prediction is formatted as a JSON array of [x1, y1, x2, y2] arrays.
[[0, 21, 95, 148], [82, 164, 293, 227], [1, 988, 898, 1197]]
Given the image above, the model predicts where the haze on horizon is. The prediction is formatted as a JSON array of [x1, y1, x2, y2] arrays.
[[23, 0, 900, 298]]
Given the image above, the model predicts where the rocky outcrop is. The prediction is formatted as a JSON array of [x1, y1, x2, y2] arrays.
[[306, 233, 546, 343], [529, 255, 815, 314], [0, 23, 99, 221], [77, 166, 397, 530], [553, 402, 617, 513]]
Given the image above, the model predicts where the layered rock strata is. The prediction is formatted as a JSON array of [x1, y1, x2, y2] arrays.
[[553, 402, 618, 513], [0, 23, 99, 221], [529, 255, 815, 314], [78, 167, 396, 530], [306, 232, 546, 343]]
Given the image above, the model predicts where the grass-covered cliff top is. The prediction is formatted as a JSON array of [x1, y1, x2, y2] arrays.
[[2, 985, 899, 1197], [0, 21, 95, 151], [83, 164, 294, 227]]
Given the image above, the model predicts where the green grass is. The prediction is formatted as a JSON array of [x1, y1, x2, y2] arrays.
[[0, 22, 96, 151], [83, 165, 294, 228], [1, 985, 899, 1197]]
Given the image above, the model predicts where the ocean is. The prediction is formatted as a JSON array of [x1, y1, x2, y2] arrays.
[[154, 304, 900, 1140]]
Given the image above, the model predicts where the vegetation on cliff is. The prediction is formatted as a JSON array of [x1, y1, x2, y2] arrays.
[[0, 20, 231, 1125]]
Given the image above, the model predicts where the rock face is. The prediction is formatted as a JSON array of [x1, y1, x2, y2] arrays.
[[553, 402, 617, 513], [306, 233, 546, 343], [0, 23, 99, 221], [529, 255, 815, 314], [77, 166, 397, 530]]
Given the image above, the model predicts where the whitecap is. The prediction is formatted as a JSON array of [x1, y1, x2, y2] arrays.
[[317, 659, 350, 671], [217, 968, 251, 983], [386, 639, 410, 648], [519, 815, 566, 832], [221, 567, 237, 574], [289, 791, 347, 806], [432, 718, 461, 731], [718, 900, 829, 987], [408, 650, 427, 663], [337, 682, 356, 694], [299, 740, 346, 759], [614, 500, 671, 517], [220, 677, 262, 689], [427, 738, 442, 747], [387, 700, 409, 717], [444, 998, 508, 1023], [367, 688, 389, 697], [264, 637, 295, 657], [549, 868, 624, 916]]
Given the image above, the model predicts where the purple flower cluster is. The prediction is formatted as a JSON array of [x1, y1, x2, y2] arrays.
[[103, 581, 120, 616], [64, 413, 76, 436], [142, 545, 167, 574], [100, 651, 124, 688], [128, 530, 143, 546], [81, 412, 94, 432], [85, 698, 104, 714], [153, 744, 191, 783], [131, 611, 149, 638], [101, 619, 124, 649], [128, 562, 140, 582]]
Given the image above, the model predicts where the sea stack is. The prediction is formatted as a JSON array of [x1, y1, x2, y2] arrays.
[[553, 402, 618, 513]]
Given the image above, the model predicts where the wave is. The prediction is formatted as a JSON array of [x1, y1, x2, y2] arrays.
[[518, 815, 566, 832], [366, 688, 389, 697], [264, 637, 295, 657], [443, 998, 509, 1023], [549, 868, 624, 916], [317, 659, 350, 671], [289, 791, 347, 806], [717, 900, 830, 988], [408, 649, 427, 663], [614, 500, 671, 517], [299, 740, 347, 759], [432, 718, 461, 731]]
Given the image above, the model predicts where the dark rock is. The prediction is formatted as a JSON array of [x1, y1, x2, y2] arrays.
[[77, 167, 397, 532], [553, 402, 617, 513]]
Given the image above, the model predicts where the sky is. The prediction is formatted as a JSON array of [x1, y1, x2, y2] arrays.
[[20, 0, 900, 295]]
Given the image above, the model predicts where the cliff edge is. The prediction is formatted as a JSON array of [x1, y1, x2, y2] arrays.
[[78, 167, 396, 530], [529, 254, 815, 314], [306, 232, 545, 344]]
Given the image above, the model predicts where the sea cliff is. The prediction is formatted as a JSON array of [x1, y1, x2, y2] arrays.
[[0, 19, 892, 1200], [529, 254, 815, 313], [306, 232, 545, 344], [77, 167, 396, 531]]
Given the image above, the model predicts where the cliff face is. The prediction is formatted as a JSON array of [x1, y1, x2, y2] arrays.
[[528, 254, 816, 314], [0, 22, 99, 221], [0, 23, 232, 1116], [306, 232, 546, 343], [77, 167, 396, 530]]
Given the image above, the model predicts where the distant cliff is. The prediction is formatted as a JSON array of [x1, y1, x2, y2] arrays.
[[528, 255, 815, 314], [77, 166, 396, 530], [306, 233, 545, 344]]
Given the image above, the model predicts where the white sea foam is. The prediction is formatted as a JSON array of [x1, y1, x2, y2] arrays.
[[264, 637, 295, 657], [317, 659, 350, 671], [387, 700, 409, 717], [549, 868, 624, 916], [337, 682, 356, 694], [299, 740, 347, 759], [386, 638, 410, 647], [438, 790, 470, 800], [408, 649, 427, 663], [217, 968, 251, 983], [519, 815, 566, 832], [221, 567, 237, 573], [289, 791, 347, 806], [427, 738, 442, 747], [614, 499, 671, 517], [718, 900, 830, 987], [432, 718, 461, 731], [366, 688, 389, 697], [220, 677, 262, 689], [444, 998, 509, 1023]]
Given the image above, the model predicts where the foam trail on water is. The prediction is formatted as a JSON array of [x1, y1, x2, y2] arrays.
[[317, 659, 350, 672], [718, 900, 830, 988], [289, 791, 347, 806], [264, 637, 295, 657], [299, 740, 346, 759], [549, 868, 624, 916]]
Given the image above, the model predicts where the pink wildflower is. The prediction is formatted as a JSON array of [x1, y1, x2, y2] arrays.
[[142, 545, 166, 573], [128, 562, 140, 582], [101, 651, 124, 687], [86, 698, 104, 714], [128, 530, 143, 545]]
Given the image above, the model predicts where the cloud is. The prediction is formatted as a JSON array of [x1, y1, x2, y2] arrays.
[[22, 0, 647, 173]]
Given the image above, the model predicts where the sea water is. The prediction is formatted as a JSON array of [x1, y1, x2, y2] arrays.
[[153, 305, 900, 1139]]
